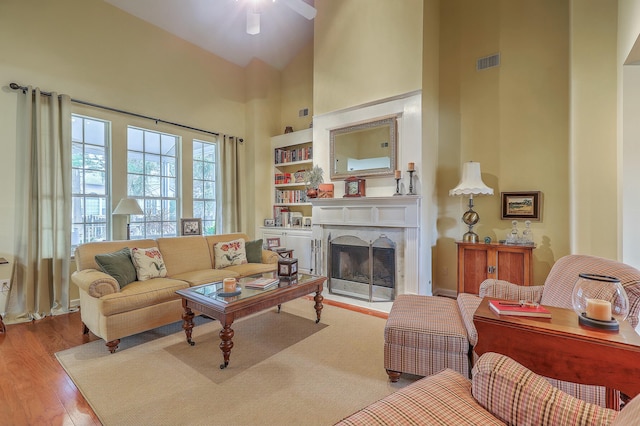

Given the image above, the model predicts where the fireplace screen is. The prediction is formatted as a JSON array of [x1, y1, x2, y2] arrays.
[[328, 234, 396, 302]]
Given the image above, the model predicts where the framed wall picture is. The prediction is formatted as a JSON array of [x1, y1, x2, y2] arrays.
[[180, 218, 202, 235], [501, 192, 542, 221]]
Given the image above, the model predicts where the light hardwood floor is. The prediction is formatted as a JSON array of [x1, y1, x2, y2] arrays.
[[0, 312, 101, 425]]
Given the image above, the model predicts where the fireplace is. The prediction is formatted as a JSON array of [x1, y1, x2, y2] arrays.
[[329, 234, 396, 302]]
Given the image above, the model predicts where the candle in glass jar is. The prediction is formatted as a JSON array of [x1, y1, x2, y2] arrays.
[[408, 162, 415, 171], [395, 170, 401, 179], [223, 277, 236, 293], [586, 298, 612, 321]]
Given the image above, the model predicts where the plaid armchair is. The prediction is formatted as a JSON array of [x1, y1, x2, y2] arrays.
[[459, 254, 640, 407]]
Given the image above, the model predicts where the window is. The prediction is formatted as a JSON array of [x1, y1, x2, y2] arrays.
[[193, 140, 217, 235], [71, 115, 110, 250], [127, 127, 179, 239]]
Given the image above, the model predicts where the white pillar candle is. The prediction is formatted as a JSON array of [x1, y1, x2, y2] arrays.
[[586, 298, 612, 321]]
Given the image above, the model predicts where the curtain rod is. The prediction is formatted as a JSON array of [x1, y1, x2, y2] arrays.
[[9, 82, 244, 142]]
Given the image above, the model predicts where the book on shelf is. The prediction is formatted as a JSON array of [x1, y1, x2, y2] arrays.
[[489, 299, 551, 318], [244, 277, 280, 290]]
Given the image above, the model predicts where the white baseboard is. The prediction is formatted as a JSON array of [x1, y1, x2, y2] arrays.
[[432, 288, 458, 299]]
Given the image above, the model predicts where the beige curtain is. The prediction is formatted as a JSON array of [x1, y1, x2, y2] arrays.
[[219, 135, 241, 233], [7, 87, 72, 322]]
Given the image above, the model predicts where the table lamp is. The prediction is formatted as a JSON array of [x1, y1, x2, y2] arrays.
[[113, 198, 143, 240], [449, 161, 494, 243]]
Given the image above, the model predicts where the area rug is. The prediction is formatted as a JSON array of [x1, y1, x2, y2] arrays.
[[56, 298, 416, 425]]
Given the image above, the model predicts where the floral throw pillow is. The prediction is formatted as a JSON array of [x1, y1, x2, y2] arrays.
[[214, 239, 248, 269], [130, 247, 168, 281]]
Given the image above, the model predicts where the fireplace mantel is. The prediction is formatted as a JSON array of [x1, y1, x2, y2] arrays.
[[310, 196, 421, 296], [310, 196, 420, 228]]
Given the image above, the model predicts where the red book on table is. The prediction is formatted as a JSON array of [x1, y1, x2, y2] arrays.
[[489, 300, 551, 318]]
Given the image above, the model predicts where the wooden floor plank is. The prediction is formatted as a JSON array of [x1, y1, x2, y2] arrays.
[[0, 312, 101, 425]]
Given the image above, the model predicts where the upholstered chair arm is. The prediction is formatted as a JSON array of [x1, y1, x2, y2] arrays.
[[456, 293, 483, 347], [472, 352, 618, 426], [71, 269, 120, 298], [261, 249, 279, 264], [479, 279, 544, 303]]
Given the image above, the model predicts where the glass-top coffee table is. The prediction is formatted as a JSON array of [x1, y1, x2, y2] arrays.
[[176, 272, 326, 369]]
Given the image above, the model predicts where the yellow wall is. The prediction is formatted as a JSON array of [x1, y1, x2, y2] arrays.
[[313, 0, 424, 114], [280, 40, 314, 133], [436, 0, 572, 291]]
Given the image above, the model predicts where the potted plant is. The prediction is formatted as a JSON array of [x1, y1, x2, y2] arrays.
[[304, 165, 324, 198]]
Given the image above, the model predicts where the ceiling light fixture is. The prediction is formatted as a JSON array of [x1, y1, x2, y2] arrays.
[[246, 9, 260, 35]]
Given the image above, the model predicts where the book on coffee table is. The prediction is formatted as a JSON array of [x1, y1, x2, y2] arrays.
[[244, 277, 279, 290], [489, 299, 551, 318]]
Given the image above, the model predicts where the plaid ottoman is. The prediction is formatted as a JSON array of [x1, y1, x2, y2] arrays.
[[384, 294, 471, 382]]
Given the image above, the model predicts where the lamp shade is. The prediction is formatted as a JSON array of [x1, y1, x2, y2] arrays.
[[113, 198, 143, 216], [449, 161, 494, 196]]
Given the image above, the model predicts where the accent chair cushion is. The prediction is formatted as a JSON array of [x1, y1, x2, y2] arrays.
[[472, 352, 618, 426], [130, 247, 168, 281], [94, 248, 137, 289], [245, 239, 263, 263], [213, 239, 247, 269]]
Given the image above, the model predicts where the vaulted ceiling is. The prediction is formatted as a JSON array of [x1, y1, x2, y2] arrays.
[[103, 0, 314, 70]]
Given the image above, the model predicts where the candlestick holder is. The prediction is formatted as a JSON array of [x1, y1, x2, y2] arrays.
[[393, 178, 402, 196], [407, 170, 416, 195]]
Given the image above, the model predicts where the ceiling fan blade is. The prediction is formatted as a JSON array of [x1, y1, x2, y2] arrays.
[[280, 0, 317, 20]]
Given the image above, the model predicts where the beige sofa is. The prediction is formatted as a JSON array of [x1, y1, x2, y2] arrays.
[[72, 233, 278, 353]]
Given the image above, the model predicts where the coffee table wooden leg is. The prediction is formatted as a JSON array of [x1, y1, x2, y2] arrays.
[[314, 290, 323, 323], [182, 306, 195, 346], [219, 323, 235, 369]]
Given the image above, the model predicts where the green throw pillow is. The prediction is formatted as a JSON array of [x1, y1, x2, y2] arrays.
[[245, 239, 263, 263], [95, 248, 137, 288]]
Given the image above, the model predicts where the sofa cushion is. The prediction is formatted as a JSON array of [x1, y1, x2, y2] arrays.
[[156, 236, 213, 277], [336, 368, 503, 425], [472, 352, 618, 426], [95, 248, 137, 289], [213, 238, 247, 269], [245, 239, 263, 263], [131, 247, 168, 281], [98, 277, 189, 316]]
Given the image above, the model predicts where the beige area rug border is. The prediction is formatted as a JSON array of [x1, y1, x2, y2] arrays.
[[56, 298, 416, 425]]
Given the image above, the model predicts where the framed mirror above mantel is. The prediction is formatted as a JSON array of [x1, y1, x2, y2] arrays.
[[329, 115, 399, 180]]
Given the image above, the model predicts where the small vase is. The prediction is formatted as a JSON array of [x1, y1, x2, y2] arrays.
[[306, 188, 318, 198]]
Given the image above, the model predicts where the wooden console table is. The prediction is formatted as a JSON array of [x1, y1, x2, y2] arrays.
[[474, 297, 640, 410]]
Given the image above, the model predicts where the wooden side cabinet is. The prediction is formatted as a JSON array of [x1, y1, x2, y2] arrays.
[[456, 242, 534, 294]]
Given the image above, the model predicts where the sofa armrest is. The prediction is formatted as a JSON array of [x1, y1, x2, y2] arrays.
[[472, 352, 618, 426], [457, 293, 482, 346], [72, 269, 120, 298], [262, 249, 279, 264], [479, 279, 544, 303]]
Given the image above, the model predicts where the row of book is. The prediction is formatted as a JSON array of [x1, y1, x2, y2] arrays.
[[274, 171, 306, 185], [275, 189, 308, 204], [275, 147, 312, 164]]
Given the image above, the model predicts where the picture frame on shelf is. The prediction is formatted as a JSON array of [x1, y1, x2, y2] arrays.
[[291, 217, 303, 227], [264, 218, 275, 227], [501, 191, 542, 221], [180, 218, 202, 236], [266, 238, 281, 249], [343, 176, 366, 197], [303, 216, 312, 227]]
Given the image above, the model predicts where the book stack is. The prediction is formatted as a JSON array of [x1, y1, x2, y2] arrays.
[[244, 277, 279, 290]]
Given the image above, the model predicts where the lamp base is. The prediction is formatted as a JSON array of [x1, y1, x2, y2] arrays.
[[463, 231, 479, 243], [578, 312, 619, 331]]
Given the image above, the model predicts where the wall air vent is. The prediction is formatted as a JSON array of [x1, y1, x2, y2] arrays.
[[477, 53, 501, 71]]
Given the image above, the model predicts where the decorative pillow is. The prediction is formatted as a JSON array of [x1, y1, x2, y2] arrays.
[[130, 247, 168, 281], [214, 239, 247, 269], [95, 248, 137, 289], [245, 239, 263, 263]]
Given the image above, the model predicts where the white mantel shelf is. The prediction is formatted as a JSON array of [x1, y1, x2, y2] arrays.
[[310, 196, 421, 228]]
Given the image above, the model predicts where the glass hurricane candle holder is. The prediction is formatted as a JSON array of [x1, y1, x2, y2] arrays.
[[571, 273, 629, 331]]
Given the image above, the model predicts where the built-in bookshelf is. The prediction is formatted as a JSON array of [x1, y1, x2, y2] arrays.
[[271, 128, 313, 225]]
